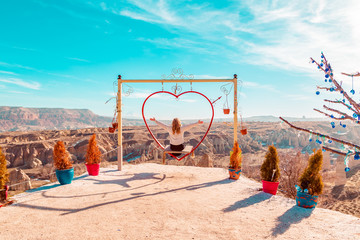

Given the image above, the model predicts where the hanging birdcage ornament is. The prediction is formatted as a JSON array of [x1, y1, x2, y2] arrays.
[[220, 83, 233, 114]]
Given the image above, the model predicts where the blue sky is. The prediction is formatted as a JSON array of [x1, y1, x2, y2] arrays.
[[1, 0, 360, 120]]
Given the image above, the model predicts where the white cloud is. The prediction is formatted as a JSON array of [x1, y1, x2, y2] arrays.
[[0, 77, 41, 90], [66, 57, 90, 63], [0, 70, 17, 75]]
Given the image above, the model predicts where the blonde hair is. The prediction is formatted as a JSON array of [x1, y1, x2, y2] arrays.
[[172, 118, 181, 134]]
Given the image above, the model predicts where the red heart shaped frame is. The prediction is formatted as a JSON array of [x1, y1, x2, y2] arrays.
[[142, 91, 214, 161]]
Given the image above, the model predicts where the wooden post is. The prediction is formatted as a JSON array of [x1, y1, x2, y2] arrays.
[[117, 75, 123, 170], [233, 74, 238, 144]]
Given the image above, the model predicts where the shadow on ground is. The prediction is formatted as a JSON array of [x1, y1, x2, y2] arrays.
[[272, 205, 314, 236]]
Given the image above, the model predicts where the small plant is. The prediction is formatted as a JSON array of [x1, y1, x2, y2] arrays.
[[298, 149, 324, 196], [85, 134, 101, 164], [260, 145, 280, 182], [0, 147, 9, 190], [53, 141, 73, 170], [229, 141, 242, 169]]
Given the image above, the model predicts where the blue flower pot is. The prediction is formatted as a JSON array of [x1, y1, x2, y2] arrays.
[[56, 168, 74, 185], [296, 191, 319, 209]]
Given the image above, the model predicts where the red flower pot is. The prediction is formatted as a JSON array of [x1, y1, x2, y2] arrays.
[[223, 109, 230, 114], [5, 185, 8, 200], [109, 127, 115, 133], [112, 123, 118, 129], [262, 180, 279, 195], [228, 167, 241, 180], [86, 163, 100, 176], [240, 129, 247, 135]]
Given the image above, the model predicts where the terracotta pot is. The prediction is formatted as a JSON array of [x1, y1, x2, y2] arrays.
[[86, 163, 100, 176], [56, 168, 74, 185], [240, 128, 247, 135], [228, 167, 241, 180], [223, 109, 230, 114], [262, 180, 279, 195], [109, 127, 115, 133], [296, 191, 319, 208], [112, 123, 118, 129]]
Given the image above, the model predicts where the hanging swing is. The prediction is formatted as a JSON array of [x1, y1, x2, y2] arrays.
[[142, 83, 215, 162]]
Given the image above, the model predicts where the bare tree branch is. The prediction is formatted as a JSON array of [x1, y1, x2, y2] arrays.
[[321, 146, 347, 156], [313, 108, 344, 120], [279, 117, 360, 150], [324, 99, 356, 112], [322, 105, 354, 121]]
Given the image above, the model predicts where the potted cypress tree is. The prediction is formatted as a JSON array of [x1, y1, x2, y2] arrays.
[[260, 145, 281, 195], [53, 141, 74, 185], [296, 149, 324, 208], [0, 147, 9, 201], [85, 134, 102, 176], [228, 141, 242, 180]]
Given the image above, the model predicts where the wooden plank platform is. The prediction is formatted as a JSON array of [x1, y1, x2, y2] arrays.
[[162, 145, 194, 164]]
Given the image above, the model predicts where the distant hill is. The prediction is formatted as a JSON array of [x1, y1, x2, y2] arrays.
[[0, 106, 113, 132]]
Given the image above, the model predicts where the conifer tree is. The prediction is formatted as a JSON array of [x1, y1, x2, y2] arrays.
[[0, 147, 9, 190], [299, 149, 324, 196], [260, 145, 281, 182], [53, 141, 73, 170], [85, 134, 101, 164], [230, 141, 242, 169]]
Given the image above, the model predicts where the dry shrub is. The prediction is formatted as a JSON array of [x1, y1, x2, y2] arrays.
[[299, 149, 324, 195], [279, 151, 307, 198], [229, 141, 242, 169], [0, 147, 9, 190], [85, 134, 101, 164], [260, 145, 280, 182], [53, 141, 73, 170]]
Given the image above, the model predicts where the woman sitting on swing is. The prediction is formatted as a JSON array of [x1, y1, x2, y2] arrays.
[[150, 117, 203, 156]]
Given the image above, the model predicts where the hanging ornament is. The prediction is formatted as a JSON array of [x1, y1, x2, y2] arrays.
[[316, 91, 320, 95], [350, 89, 355, 94], [353, 113, 358, 118], [309, 131, 313, 142], [344, 151, 351, 172], [354, 153, 360, 160], [330, 87, 334, 92], [331, 122, 335, 128], [340, 122, 346, 128], [328, 139, 332, 143]]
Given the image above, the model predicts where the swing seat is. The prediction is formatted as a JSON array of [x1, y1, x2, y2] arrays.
[[162, 145, 194, 164]]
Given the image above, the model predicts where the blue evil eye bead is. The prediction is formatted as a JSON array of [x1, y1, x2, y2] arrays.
[[325, 68, 329, 72], [330, 87, 334, 92], [342, 99, 346, 103], [330, 73, 333, 76], [331, 114, 334, 118], [318, 66, 320, 69], [312, 60, 315, 63], [325, 74, 329, 78], [328, 140, 332, 143], [354, 154, 360, 160], [321, 55, 324, 58], [322, 148, 326, 152], [353, 113, 357, 118], [331, 121, 335, 125], [316, 139, 322, 144], [325, 79, 328, 82], [309, 138, 313, 142], [350, 89, 355, 94], [329, 79, 332, 82], [316, 91, 320, 95], [345, 167, 350, 172], [320, 63, 323, 67], [341, 115, 345, 118], [342, 124, 346, 128], [341, 90, 344, 94]]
